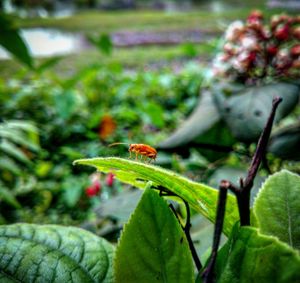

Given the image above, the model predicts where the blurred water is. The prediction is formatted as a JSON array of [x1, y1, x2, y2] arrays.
[[0, 28, 86, 59]]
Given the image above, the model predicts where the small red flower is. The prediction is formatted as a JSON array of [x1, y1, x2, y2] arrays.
[[267, 45, 278, 56], [106, 172, 115, 187], [85, 181, 101, 197], [274, 24, 290, 41], [291, 44, 300, 57]]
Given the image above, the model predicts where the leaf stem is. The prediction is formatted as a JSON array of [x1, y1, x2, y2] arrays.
[[223, 97, 282, 226], [183, 200, 202, 272], [154, 186, 202, 271], [201, 182, 228, 283], [201, 97, 283, 281]]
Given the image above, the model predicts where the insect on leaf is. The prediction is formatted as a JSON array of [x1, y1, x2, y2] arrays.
[[73, 157, 239, 236]]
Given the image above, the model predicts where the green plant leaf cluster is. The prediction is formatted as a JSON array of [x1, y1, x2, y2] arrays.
[[214, 225, 300, 283], [0, 223, 115, 282]]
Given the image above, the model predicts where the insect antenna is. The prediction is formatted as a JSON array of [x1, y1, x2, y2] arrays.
[[108, 142, 129, 147]]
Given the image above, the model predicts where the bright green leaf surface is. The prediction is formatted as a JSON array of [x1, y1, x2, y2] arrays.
[[254, 170, 300, 250], [215, 226, 300, 283], [74, 157, 239, 236], [0, 224, 115, 282], [115, 188, 194, 283]]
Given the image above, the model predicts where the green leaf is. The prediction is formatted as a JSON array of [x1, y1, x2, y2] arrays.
[[159, 89, 220, 148], [140, 101, 165, 128], [254, 170, 300, 250], [88, 33, 113, 55], [0, 128, 39, 151], [0, 139, 31, 164], [0, 14, 33, 68], [36, 56, 62, 73], [73, 157, 239, 236], [0, 156, 21, 175], [115, 188, 194, 283], [217, 83, 299, 142], [215, 226, 300, 283], [0, 183, 21, 208], [0, 223, 115, 282]]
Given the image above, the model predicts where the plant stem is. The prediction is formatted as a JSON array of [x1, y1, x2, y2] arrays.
[[201, 182, 228, 283], [238, 96, 282, 225], [155, 186, 202, 271], [243, 96, 282, 191], [201, 96, 283, 282], [182, 200, 202, 272]]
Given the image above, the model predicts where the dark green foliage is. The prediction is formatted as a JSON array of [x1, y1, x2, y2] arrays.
[[0, 14, 33, 68]]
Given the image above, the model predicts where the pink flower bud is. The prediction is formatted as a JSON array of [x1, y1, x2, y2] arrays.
[[247, 10, 263, 25], [106, 173, 115, 187], [85, 182, 101, 197], [267, 45, 278, 56], [274, 24, 290, 41]]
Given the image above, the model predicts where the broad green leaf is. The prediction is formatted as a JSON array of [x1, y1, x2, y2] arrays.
[[0, 14, 33, 68], [216, 83, 299, 142], [115, 188, 194, 283], [159, 90, 220, 148], [214, 226, 300, 283], [254, 170, 300, 250], [73, 157, 239, 236], [0, 223, 114, 282]]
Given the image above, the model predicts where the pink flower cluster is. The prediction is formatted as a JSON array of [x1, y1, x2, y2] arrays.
[[85, 172, 115, 197], [212, 11, 300, 83]]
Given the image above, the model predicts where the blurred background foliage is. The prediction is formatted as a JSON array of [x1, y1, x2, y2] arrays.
[[0, 0, 299, 249]]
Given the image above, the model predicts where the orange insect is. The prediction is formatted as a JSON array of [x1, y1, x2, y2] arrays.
[[109, 143, 157, 162]]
